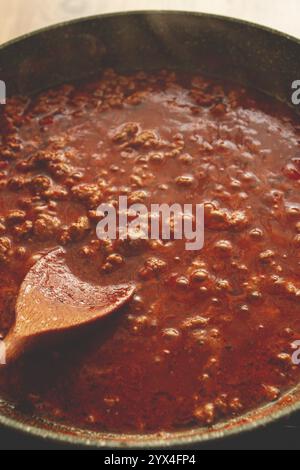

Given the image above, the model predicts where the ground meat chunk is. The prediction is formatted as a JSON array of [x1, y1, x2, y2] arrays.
[[117, 234, 150, 256], [33, 214, 61, 241], [133, 131, 159, 149], [0, 237, 11, 263], [71, 183, 102, 208], [101, 253, 125, 273], [13, 221, 33, 239], [194, 403, 216, 425], [139, 257, 167, 279], [128, 190, 149, 204], [112, 122, 139, 144], [205, 204, 249, 231], [30, 175, 52, 193], [6, 210, 26, 225], [69, 216, 91, 242], [8, 176, 28, 190]]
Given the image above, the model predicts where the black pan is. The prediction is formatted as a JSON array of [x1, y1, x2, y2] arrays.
[[0, 10, 300, 449]]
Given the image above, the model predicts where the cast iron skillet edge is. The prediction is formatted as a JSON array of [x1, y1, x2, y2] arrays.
[[0, 10, 300, 448]]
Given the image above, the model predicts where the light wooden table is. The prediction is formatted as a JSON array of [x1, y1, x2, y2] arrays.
[[0, 0, 300, 45]]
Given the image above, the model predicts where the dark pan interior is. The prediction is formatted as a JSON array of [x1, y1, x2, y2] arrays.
[[1, 11, 300, 103], [0, 10, 300, 448]]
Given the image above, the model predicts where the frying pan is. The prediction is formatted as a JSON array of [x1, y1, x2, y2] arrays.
[[0, 10, 300, 449]]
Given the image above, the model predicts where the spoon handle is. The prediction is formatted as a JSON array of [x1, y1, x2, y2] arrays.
[[2, 331, 28, 364]]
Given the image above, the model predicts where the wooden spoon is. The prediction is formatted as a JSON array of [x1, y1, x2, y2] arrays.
[[1, 248, 135, 363]]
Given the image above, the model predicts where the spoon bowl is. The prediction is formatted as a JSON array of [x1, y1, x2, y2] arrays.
[[2, 248, 136, 363]]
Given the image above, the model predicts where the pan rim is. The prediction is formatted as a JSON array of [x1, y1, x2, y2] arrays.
[[0, 390, 299, 449], [1, 9, 300, 53]]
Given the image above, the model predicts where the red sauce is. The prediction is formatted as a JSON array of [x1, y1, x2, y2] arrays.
[[0, 69, 299, 433]]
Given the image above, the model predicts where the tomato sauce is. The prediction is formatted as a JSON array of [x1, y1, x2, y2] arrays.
[[0, 69, 299, 433]]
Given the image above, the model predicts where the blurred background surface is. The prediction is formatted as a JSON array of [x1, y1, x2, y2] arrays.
[[0, 0, 300, 44]]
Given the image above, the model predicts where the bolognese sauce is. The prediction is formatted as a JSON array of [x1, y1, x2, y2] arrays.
[[0, 69, 299, 432]]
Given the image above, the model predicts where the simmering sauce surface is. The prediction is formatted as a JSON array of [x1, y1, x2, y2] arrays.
[[0, 70, 300, 433]]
